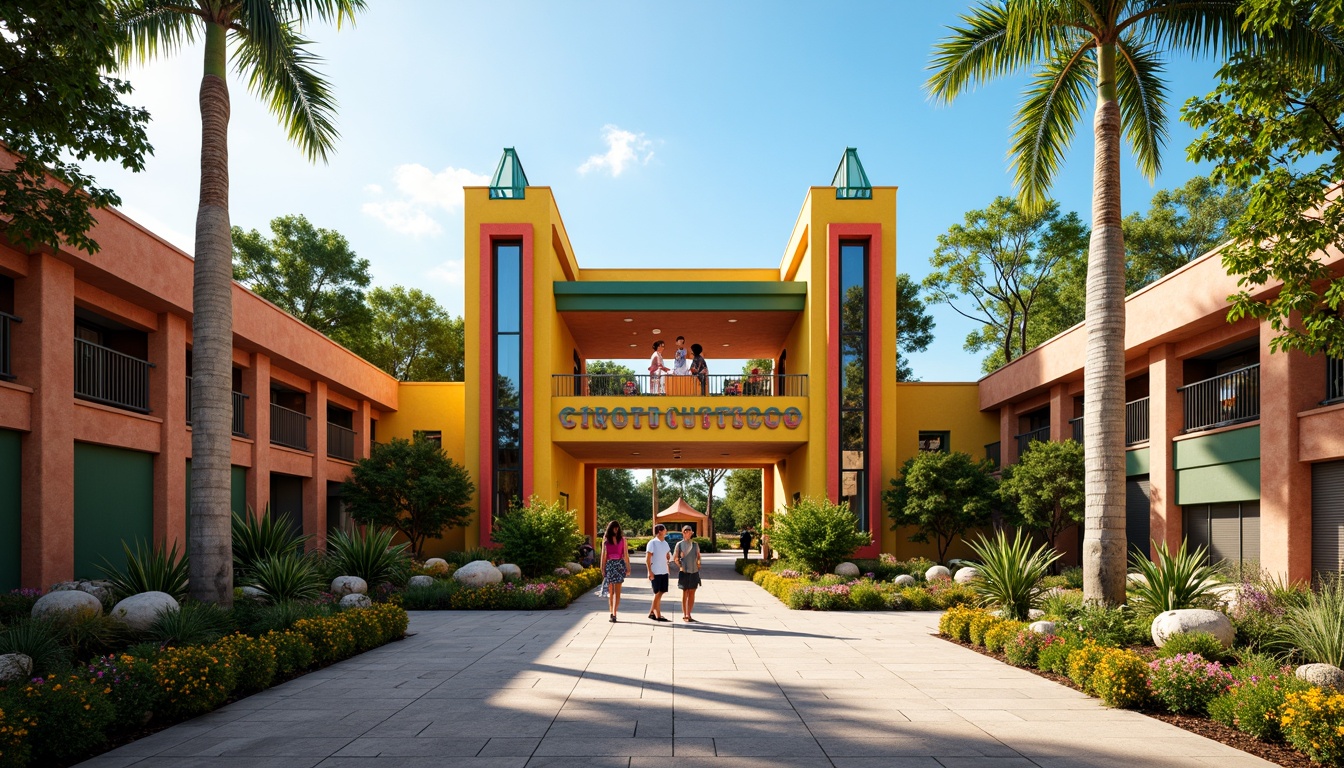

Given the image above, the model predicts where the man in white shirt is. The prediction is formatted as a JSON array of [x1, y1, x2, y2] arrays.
[[645, 524, 672, 622]]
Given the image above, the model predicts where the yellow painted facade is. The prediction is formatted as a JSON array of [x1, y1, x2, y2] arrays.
[[381, 151, 998, 559]]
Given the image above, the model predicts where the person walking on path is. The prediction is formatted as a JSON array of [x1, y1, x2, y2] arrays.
[[739, 527, 753, 561], [649, 340, 670, 395], [672, 525, 702, 622], [601, 520, 629, 622], [645, 524, 672, 622]]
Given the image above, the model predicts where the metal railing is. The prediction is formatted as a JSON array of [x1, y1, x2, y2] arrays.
[[270, 403, 310, 451], [75, 337, 153, 413], [1328, 357, 1344, 403], [1070, 417, 1084, 443], [184, 376, 249, 437], [0, 312, 18, 380], [1014, 426, 1051, 456], [552, 373, 808, 397], [984, 441, 1001, 469], [1179, 364, 1260, 433], [328, 423, 356, 461], [1067, 397, 1150, 446]]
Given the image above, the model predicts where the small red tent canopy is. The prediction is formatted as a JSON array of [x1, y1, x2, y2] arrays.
[[655, 497, 709, 530]]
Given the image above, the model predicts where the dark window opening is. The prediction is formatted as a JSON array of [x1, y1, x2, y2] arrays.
[[918, 431, 950, 453], [493, 241, 523, 520], [839, 240, 868, 532]]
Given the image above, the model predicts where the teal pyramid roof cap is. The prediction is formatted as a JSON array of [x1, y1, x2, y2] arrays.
[[831, 147, 872, 200], [489, 147, 529, 199]]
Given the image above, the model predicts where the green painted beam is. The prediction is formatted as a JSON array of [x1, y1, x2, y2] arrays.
[[1173, 425, 1259, 470], [1177, 459, 1260, 505], [1126, 447, 1150, 477], [554, 281, 806, 312]]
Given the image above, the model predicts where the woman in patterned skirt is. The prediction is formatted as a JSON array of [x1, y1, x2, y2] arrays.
[[601, 520, 629, 622]]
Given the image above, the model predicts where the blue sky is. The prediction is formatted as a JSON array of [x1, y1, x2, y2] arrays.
[[90, 1, 1229, 382]]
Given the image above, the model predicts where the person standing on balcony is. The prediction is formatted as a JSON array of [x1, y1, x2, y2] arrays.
[[671, 336, 690, 376], [689, 343, 708, 395], [649, 340, 670, 395]]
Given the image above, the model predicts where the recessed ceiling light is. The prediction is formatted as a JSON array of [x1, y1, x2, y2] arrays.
[[720, 453, 730, 456], [728, 319, 737, 323], [631, 452, 641, 456], [629, 344, 637, 347], [624, 318, 633, 322], [722, 343, 730, 347], [652, 328, 662, 335]]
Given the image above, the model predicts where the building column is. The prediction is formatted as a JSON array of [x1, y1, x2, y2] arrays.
[[243, 353, 271, 519], [1147, 343, 1183, 558], [1259, 320, 1322, 582], [354, 399, 372, 461], [149, 312, 189, 550], [583, 464, 597, 539], [999, 404, 1018, 467], [304, 380, 329, 550], [762, 464, 776, 560], [1049, 383, 1070, 443], [14, 253, 76, 587]]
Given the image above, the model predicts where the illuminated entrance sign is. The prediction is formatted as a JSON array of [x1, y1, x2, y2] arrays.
[[558, 406, 802, 431]]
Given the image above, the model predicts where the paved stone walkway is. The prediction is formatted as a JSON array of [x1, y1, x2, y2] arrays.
[[77, 553, 1275, 768]]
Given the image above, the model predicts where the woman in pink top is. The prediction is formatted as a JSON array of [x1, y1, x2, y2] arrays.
[[600, 520, 629, 622]]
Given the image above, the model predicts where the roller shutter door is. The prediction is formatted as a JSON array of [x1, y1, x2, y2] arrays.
[[1183, 501, 1260, 569], [1126, 477, 1152, 557], [1313, 462, 1344, 574]]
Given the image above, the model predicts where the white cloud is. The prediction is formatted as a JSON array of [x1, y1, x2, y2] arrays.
[[427, 258, 465, 286], [578, 125, 655, 177], [117, 205, 194, 254], [360, 163, 489, 236]]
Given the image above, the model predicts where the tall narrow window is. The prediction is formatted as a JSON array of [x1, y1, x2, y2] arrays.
[[494, 242, 523, 519], [839, 240, 868, 531]]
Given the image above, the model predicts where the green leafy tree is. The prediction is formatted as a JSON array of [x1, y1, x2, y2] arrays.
[[1, 0, 151, 254], [597, 468, 645, 537], [349, 286, 463, 381], [691, 467, 729, 540], [722, 469, 763, 531], [885, 450, 997, 563], [896, 273, 936, 381], [767, 496, 871, 573], [232, 214, 372, 348], [586, 359, 636, 395], [1122, 176, 1248, 292], [923, 197, 1088, 373], [342, 436, 475, 558], [1186, 48, 1344, 356], [999, 439, 1085, 554], [491, 496, 585, 577], [112, 0, 365, 605], [741, 359, 774, 375], [926, 1, 1334, 606]]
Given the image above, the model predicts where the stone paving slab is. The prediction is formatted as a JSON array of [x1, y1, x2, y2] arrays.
[[77, 552, 1278, 768]]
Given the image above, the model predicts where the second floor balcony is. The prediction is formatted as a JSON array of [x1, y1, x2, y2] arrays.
[[1014, 426, 1050, 457], [185, 376, 249, 437], [553, 373, 809, 398], [75, 337, 153, 413], [1067, 397, 1150, 446], [328, 422, 356, 461], [1180, 364, 1259, 433], [270, 403, 309, 451]]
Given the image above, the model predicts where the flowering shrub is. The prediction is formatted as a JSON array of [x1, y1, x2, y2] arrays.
[[292, 613, 359, 664], [1037, 635, 1079, 675], [265, 629, 315, 676], [0, 704, 33, 768], [400, 569, 600, 610], [152, 644, 237, 719], [1091, 648, 1150, 709], [11, 674, 115, 764], [1155, 631, 1230, 663], [1066, 640, 1109, 692], [1281, 687, 1344, 765], [1209, 668, 1310, 742], [938, 605, 979, 642], [210, 634, 277, 694], [1004, 630, 1058, 668], [968, 612, 1003, 646], [983, 620, 1025, 653], [85, 654, 161, 728], [850, 583, 885, 611], [0, 589, 40, 624], [900, 586, 938, 610], [1147, 654, 1234, 714], [926, 580, 978, 609]]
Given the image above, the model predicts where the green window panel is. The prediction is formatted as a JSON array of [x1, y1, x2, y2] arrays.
[[1126, 447, 1150, 477], [74, 443, 153, 580], [1173, 426, 1260, 470], [1176, 459, 1261, 506], [553, 281, 806, 312], [0, 430, 19, 591]]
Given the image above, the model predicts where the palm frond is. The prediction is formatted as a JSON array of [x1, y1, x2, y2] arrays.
[[108, 0, 199, 66], [1114, 35, 1169, 182], [1123, 0, 1246, 55], [1009, 41, 1095, 209], [927, 2, 1039, 104], [231, 21, 340, 162], [285, 0, 368, 29]]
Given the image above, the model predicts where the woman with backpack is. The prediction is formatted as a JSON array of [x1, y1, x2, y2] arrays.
[[671, 525, 702, 622]]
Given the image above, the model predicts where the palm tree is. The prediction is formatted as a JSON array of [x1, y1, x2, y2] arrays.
[[112, 0, 364, 604], [926, 2, 1337, 606]]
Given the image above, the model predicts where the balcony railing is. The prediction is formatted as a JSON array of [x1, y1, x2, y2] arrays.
[[75, 338, 153, 413], [552, 373, 809, 397], [0, 312, 18, 381], [270, 403, 309, 451], [184, 377, 250, 437], [984, 441, 1001, 469], [1067, 397, 1150, 446], [1015, 426, 1051, 457], [1328, 357, 1344, 403], [328, 423, 356, 461], [1179, 364, 1260, 433]]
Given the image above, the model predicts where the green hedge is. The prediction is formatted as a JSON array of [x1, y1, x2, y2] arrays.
[[748, 565, 975, 611], [401, 568, 603, 610]]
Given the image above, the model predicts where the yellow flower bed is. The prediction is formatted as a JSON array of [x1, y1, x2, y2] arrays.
[[1281, 687, 1344, 765], [1091, 648, 1150, 709], [1066, 639, 1109, 693]]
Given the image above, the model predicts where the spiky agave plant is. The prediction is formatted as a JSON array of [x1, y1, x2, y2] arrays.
[[232, 506, 311, 579], [324, 526, 411, 587], [1126, 540, 1219, 616], [98, 539, 190, 601], [967, 529, 1061, 621]]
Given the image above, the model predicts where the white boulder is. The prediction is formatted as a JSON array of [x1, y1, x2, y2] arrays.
[[51, 580, 115, 604], [110, 591, 179, 632], [1126, 572, 1148, 587], [407, 575, 435, 588], [240, 585, 267, 601], [1208, 583, 1241, 613], [834, 562, 860, 577], [331, 576, 368, 596], [340, 593, 372, 609], [423, 558, 450, 575], [953, 566, 980, 584], [925, 565, 952, 582], [564, 562, 584, 575], [498, 564, 523, 581], [1297, 664, 1344, 691], [453, 560, 504, 587], [1151, 609, 1235, 648], [893, 574, 917, 588], [0, 654, 32, 683], [1029, 620, 1056, 635], [32, 589, 102, 619]]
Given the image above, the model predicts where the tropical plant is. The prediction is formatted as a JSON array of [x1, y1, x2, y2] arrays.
[[343, 436, 475, 557], [232, 506, 310, 578], [246, 553, 324, 603], [110, 0, 366, 606], [146, 601, 233, 646], [0, 618, 68, 675], [491, 496, 585, 577], [324, 526, 411, 586], [97, 539, 190, 601], [885, 450, 996, 563], [1283, 572, 1344, 667], [1126, 540, 1220, 616], [966, 529, 1061, 621], [766, 496, 871, 574], [926, 0, 1337, 607]]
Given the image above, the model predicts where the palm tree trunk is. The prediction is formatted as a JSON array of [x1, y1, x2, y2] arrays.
[[189, 21, 235, 606], [1082, 43, 1128, 607]]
